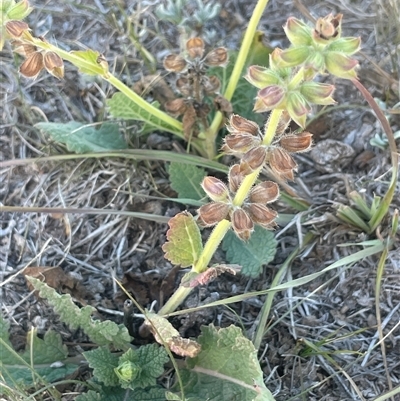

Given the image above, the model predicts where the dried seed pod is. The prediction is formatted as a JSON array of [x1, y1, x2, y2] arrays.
[[245, 203, 277, 228], [201, 176, 230, 202], [214, 95, 233, 114], [242, 146, 267, 171], [198, 202, 230, 226], [231, 208, 254, 241], [12, 40, 36, 56], [274, 110, 292, 136], [202, 75, 220, 94], [19, 51, 44, 79], [194, 102, 211, 119], [228, 164, 245, 193], [268, 147, 297, 180], [249, 181, 280, 204], [228, 115, 259, 136], [5, 20, 29, 38], [204, 47, 228, 66], [224, 133, 261, 154], [43, 51, 64, 79], [163, 54, 187, 72], [176, 77, 191, 97], [186, 37, 205, 59], [182, 103, 197, 140], [164, 98, 187, 117], [238, 161, 253, 176], [279, 131, 313, 153]]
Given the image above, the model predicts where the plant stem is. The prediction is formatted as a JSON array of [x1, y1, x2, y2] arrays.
[[233, 109, 283, 206], [204, 0, 271, 158], [24, 35, 190, 143], [158, 219, 231, 316], [160, 109, 282, 316]]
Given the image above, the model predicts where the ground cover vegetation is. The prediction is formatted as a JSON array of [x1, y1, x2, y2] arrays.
[[1, 0, 399, 400]]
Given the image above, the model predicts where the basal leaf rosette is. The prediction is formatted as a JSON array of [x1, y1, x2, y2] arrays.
[[274, 14, 361, 79], [246, 63, 336, 128]]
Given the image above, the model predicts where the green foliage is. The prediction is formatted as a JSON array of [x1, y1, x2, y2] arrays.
[[82, 344, 168, 397], [155, 0, 220, 29], [0, 315, 78, 392], [70, 49, 109, 76], [35, 121, 127, 153], [168, 162, 206, 200], [210, 51, 266, 126], [222, 226, 277, 278], [76, 386, 166, 401], [107, 93, 179, 135], [162, 212, 203, 268], [27, 277, 131, 350], [175, 325, 275, 401]]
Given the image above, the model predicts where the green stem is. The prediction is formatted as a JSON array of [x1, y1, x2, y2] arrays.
[[233, 109, 283, 206], [158, 219, 231, 316], [205, 0, 271, 157], [23, 35, 204, 149]]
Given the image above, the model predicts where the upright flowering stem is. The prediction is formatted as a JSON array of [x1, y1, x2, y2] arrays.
[[204, 0, 271, 159], [233, 109, 283, 207], [160, 109, 283, 316]]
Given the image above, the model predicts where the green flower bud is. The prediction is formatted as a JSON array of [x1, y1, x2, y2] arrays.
[[245, 65, 280, 89], [286, 92, 310, 128], [299, 82, 336, 105], [284, 17, 312, 46], [326, 36, 361, 55], [1, 0, 15, 12], [114, 361, 141, 384], [325, 52, 359, 79], [7, 0, 31, 20], [277, 46, 310, 67]]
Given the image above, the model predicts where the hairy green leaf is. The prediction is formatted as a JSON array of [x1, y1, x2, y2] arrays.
[[222, 226, 277, 278], [135, 344, 169, 389], [168, 162, 206, 200], [76, 386, 166, 401], [178, 325, 275, 401], [35, 122, 127, 153], [21, 329, 68, 363], [84, 347, 120, 387], [70, 49, 107, 75], [27, 277, 131, 350], [0, 315, 78, 392], [107, 93, 179, 135], [162, 212, 203, 267]]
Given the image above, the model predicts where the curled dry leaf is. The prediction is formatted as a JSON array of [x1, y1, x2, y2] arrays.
[[182, 264, 240, 288], [144, 312, 201, 357]]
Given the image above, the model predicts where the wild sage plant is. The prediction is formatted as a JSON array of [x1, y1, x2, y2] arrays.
[[159, 13, 361, 315]]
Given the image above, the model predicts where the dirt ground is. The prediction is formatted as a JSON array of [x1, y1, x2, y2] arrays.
[[1, 0, 400, 400]]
